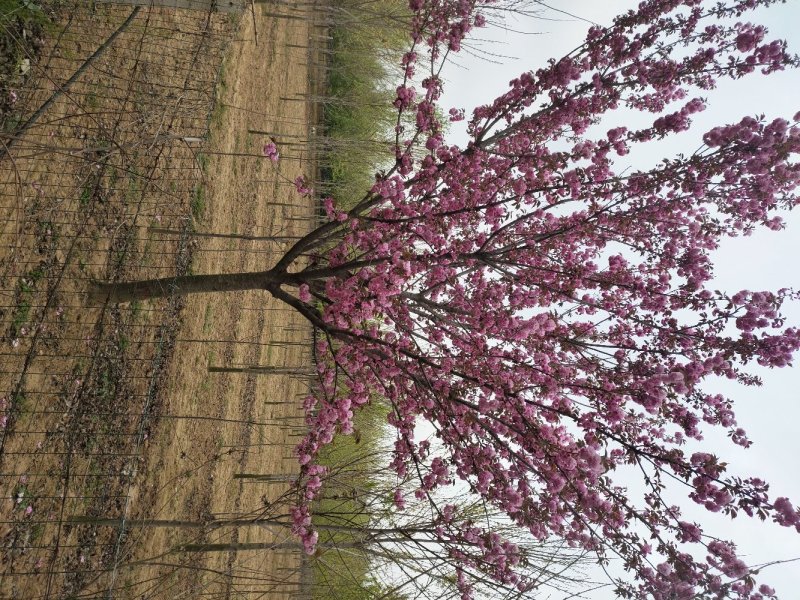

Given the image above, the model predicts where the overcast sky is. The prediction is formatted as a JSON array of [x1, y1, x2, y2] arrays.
[[437, 1, 800, 596]]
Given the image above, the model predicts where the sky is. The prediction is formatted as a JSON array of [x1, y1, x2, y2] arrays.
[[435, 1, 800, 596]]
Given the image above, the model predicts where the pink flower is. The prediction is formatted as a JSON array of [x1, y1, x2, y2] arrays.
[[294, 176, 312, 196], [302, 530, 318, 555], [262, 142, 279, 163]]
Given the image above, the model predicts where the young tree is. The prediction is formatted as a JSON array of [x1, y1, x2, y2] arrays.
[[92, 0, 800, 597]]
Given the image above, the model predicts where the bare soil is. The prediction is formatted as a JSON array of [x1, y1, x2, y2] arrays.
[[116, 10, 320, 599], [0, 4, 320, 598]]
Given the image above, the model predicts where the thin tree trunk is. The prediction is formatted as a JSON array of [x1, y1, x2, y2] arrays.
[[177, 541, 352, 553], [88, 270, 290, 304], [150, 227, 300, 241], [208, 365, 314, 374]]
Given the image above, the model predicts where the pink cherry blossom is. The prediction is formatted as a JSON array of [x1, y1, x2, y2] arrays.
[[262, 141, 279, 162]]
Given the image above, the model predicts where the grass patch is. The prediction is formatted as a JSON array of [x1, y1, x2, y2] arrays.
[[79, 182, 92, 207], [202, 303, 213, 333], [196, 151, 209, 173], [321, 0, 411, 209], [311, 400, 399, 599], [129, 300, 141, 321], [11, 482, 32, 511], [125, 172, 141, 205], [10, 265, 44, 338], [191, 184, 206, 221], [9, 391, 27, 420]]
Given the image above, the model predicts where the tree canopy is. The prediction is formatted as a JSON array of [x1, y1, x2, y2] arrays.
[[97, 0, 800, 597]]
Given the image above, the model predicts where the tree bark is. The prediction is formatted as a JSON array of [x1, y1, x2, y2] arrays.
[[88, 270, 288, 304]]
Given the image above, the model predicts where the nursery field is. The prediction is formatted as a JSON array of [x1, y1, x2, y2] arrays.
[[0, 2, 323, 598]]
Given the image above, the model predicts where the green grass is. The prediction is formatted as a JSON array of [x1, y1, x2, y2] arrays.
[[321, 0, 411, 209], [79, 183, 92, 207], [125, 172, 141, 205], [10, 298, 30, 337], [191, 184, 206, 221], [10, 391, 27, 420], [202, 303, 213, 333], [97, 367, 114, 401], [118, 333, 129, 351], [12, 483, 32, 511], [197, 152, 209, 173], [10, 265, 44, 337], [311, 400, 402, 599], [129, 300, 142, 321], [0, 0, 47, 22]]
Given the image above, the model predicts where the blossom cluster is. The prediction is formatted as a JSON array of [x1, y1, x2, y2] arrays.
[[262, 141, 279, 162]]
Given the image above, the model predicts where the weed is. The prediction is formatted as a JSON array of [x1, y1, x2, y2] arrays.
[[191, 184, 206, 221], [84, 460, 105, 498], [217, 60, 227, 90], [130, 300, 141, 321], [85, 90, 98, 109], [97, 367, 115, 401], [10, 298, 30, 337], [107, 166, 118, 189], [36, 219, 59, 245], [10, 266, 44, 337], [11, 483, 31, 511], [79, 182, 92, 207], [0, 0, 47, 24], [202, 303, 213, 333], [197, 152, 209, 172], [0, 0, 50, 122], [30, 521, 44, 542], [10, 391, 27, 419], [125, 173, 141, 205], [118, 334, 129, 351], [210, 101, 227, 129]]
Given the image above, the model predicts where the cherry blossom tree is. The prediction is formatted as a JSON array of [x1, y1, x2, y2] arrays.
[[92, 0, 800, 597]]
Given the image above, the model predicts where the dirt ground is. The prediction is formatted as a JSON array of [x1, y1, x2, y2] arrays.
[[115, 10, 320, 599], [0, 3, 321, 598]]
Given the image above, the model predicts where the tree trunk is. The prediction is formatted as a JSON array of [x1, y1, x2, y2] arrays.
[[208, 365, 314, 374], [89, 270, 287, 304], [149, 227, 300, 242]]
